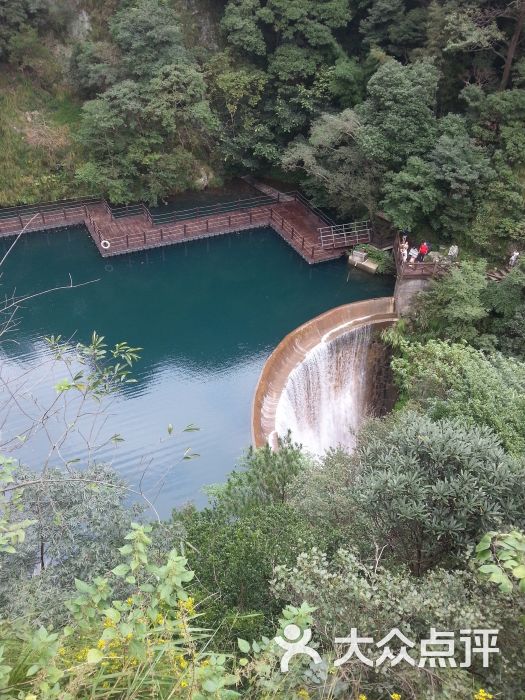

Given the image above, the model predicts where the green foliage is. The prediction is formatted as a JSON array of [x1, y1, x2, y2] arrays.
[[178, 504, 320, 613], [408, 260, 490, 344], [272, 547, 524, 698], [109, 0, 187, 79], [353, 243, 394, 273], [349, 411, 524, 573], [0, 464, 140, 625], [390, 338, 525, 454], [476, 530, 525, 595], [0, 524, 242, 699], [214, 434, 309, 517], [404, 260, 525, 357]]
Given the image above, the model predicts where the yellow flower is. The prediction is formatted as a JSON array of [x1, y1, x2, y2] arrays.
[[179, 658, 188, 670], [180, 680, 188, 688], [358, 695, 368, 700], [155, 613, 165, 625], [474, 691, 493, 700], [178, 597, 196, 616], [298, 690, 310, 699], [103, 618, 116, 628], [58, 647, 66, 656], [126, 597, 133, 605], [391, 694, 402, 700], [97, 639, 107, 650], [201, 659, 209, 667]]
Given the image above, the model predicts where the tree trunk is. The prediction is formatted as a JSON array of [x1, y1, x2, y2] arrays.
[[501, 0, 525, 90]]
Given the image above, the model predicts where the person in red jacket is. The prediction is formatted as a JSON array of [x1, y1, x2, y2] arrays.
[[417, 241, 429, 262]]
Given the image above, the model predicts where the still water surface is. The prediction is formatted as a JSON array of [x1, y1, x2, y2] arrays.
[[0, 225, 393, 516]]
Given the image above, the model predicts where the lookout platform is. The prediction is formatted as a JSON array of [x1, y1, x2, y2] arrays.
[[0, 191, 372, 265]]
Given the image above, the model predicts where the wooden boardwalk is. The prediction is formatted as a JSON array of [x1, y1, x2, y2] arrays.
[[0, 192, 368, 265]]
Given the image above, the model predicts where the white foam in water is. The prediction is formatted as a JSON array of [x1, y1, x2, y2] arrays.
[[275, 325, 371, 455]]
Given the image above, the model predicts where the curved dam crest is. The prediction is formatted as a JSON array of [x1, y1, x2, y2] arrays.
[[252, 297, 398, 452]]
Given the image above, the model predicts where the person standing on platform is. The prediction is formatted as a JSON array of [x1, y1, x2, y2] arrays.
[[417, 241, 429, 262]]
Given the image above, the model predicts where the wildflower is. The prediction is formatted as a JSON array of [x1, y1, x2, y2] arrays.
[[97, 639, 107, 650], [179, 657, 188, 670], [103, 618, 116, 628], [58, 647, 66, 656], [391, 694, 402, 700], [155, 613, 165, 625], [126, 597, 133, 605], [298, 690, 310, 699], [180, 680, 188, 688], [178, 597, 196, 616], [474, 691, 493, 700], [358, 695, 368, 700]]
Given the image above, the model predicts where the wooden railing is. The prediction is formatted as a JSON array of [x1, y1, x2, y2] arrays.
[[393, 233, 452, 278], [0, 188, 332, 262]]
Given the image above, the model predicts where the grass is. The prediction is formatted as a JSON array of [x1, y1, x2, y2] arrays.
[[0, 67, 86, 206]]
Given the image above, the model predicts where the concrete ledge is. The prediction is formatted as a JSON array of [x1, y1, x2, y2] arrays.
[[251, 297, 398, 448]]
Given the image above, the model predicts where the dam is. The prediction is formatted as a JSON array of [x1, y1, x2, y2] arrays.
[[252, 297, 398, 453]]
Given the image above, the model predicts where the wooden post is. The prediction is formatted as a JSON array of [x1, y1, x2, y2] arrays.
[[302, 236, 305, 249], [160, 228, 164, 241], [184, 223, 187, 236], [311, 246, 314, 259], [249, 212, 252, 224], [126, 235, 129, 248], [291, 227, 295, 239], [270, 209, 273, 220], [18, 213, 23, 227], [63, 208, 67, 220], [206, 220, 209, 232], [41, 212, 46, 224], [281, 217, 284, 228], [228, 215, 231, 227]]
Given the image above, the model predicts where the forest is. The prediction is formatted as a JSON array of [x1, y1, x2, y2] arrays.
[[1, 0, 525, 255], [1, 1, 525, 699]]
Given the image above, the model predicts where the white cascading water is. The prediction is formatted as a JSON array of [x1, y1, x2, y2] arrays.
[[274, 324, 371, 455]]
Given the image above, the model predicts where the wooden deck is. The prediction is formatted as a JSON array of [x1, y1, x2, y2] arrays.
[[0, 192, 351, 265], [393, 233, 451, 279]]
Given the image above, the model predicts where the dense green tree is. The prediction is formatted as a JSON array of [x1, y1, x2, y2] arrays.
[[213, 434, 308, 517], [390, 339, 525, 454], [178, 503, 325, 616], [0, 465, 139, 625], [273, 546, 525, 697], [109, 0, 187, 79], [354, 411, 525, 573], [284, 59, 440, 216], [407, 260, 490, 344], [69, 41, 120, 97]]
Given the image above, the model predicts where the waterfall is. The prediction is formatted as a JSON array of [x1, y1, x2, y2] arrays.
[[274, 324, 371, 455]]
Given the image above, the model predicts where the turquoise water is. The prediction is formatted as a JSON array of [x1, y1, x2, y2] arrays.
[[0, 225, 393, 516]]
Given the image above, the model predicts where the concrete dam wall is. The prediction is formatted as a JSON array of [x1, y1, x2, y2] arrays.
[[252, 297, 398, 452]]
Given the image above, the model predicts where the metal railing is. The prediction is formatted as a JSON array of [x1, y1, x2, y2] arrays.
[[288, 192, 335, 226], [149, 194, 278, 225], [0, 196, 101, 221], [318, 220, 371, 249]]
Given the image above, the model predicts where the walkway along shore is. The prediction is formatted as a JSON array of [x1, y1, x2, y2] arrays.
[[0, 190, 372, 266]]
